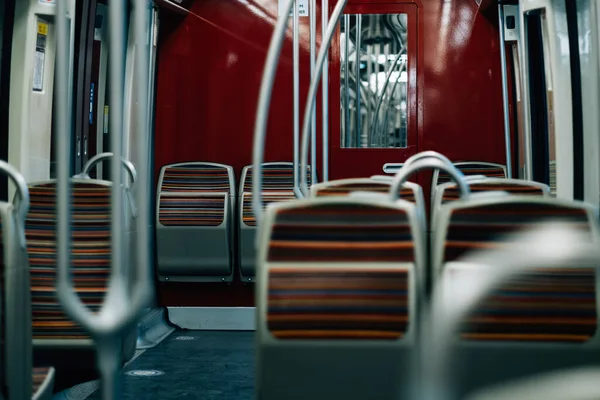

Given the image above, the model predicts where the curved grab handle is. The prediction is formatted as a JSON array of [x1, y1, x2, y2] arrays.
[[403, 151, 453, 169], [300, 0, 350, 197], [252, 0, 297, 226], [0, 160, 30, 226], [389, 157, 469, 201], [383, 151, 453, 175], [80, 152, 137, 186]]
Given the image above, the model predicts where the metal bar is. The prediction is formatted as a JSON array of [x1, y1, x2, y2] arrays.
[[499, 5, 514, 178], [369, 51, 403, 141], [79, 152, 137, 185], [321, 0, 330, 181], [355, 15, 362, 147], [293, 1, 302, 197], [55, 1, 152, 398], [310, 0, 317, 184], [300, 0, 349, 196], [344, 15, 350, 148], [252, 0, 296, 224]]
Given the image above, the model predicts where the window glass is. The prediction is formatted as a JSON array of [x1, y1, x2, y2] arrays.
[[340, 13, 408, 148]]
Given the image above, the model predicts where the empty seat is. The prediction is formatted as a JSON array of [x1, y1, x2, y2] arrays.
[[238, 162, 310, 280], [432, 195, 600, 397], [431, 178, 551, 225], [311, 177, 424, 209], [431, 162, 506, 198], [256, 196, 423, 400], [0, 165, 55, 399], [25, 179, 137, 373], [156, 162, 235, 282]]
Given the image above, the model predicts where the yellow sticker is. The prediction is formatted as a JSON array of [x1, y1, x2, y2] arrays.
[[37, 21, 48, 36]]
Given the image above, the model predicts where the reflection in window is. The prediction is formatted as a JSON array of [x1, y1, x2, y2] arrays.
[[340, 14, 408, 149]]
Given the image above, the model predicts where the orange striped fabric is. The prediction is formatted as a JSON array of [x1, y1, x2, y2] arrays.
[[26, 182, 109, 339], [441, 181, 546, 203], [243, 192, 295, 227], [267, 202, 414, 263], [267, 268, 409, 340], [314, 181, 416, 202], [443, 201, 596, 343], [158, 195, 226, 227], [160, 164, 231, 193], [241, 164, 311, 227], [437, 163, 506, 185], [158, 163, 231, 227]]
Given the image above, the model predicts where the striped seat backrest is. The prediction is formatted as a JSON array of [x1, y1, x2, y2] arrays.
[[436, 179, 550, 207], [160, 163, 232, 193], [433, 162, 507, 188], [242, 162, 311, 192], [261, 200, 419, 341], [311, 178, 418, 203], [436, 197, 598, 343], [26, 181, 111, 340], [157, 162, 233, 227], [240, 163, 311, 227], [242, 192, 295, 227]]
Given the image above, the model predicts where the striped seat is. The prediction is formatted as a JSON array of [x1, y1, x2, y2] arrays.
[[431, 178, 551, 226], [156, 162, 235, 282], [238, 162, 310, 280], [257, 198, 422, 400], [433, 196, 600, 397], [311, 178, 422, 205], [433, 162, 507, 187], [24, 180, 136, 373], [0, 199, 55, 400]]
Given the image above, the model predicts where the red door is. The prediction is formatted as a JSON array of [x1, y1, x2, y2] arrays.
[[329, 2, 419, 179]]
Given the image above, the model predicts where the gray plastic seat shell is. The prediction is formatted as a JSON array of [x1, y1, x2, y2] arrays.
[[256, 196, 425, 400], [155, 162, 235, 282], [432, 195, 600, 398]]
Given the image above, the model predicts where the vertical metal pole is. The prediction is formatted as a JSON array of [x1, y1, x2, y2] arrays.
[[134, 0, 152, 327], [355, 15, 362, 148], [108, 0, 125, 290], [498, 5, 514, 178], [293, 2, 302, 197], [300, 0, 349, 196], [344, 15, 350, 148], [55, 0, 73, 341], [310, 0, 317, 184], [321, 0, 329, 182]]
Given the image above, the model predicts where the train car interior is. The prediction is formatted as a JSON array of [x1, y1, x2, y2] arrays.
[[1, 0, 600, 398]]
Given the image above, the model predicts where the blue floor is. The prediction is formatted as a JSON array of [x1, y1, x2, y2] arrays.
[[86, 330, 255, 400]]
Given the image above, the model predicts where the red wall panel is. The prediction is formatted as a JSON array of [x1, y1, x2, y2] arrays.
[[153, 0, 508, 306], [154, 0, 320, 181]]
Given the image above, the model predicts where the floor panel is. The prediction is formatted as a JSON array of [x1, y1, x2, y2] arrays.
[[86, 330, 255, 400]]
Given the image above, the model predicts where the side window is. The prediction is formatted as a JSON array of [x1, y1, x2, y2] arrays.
[[340, 13, 408, 149]]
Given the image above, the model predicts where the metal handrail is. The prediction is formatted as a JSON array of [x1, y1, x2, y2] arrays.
[[252, 0, 296, 225], [389, 157, 470, 201], [55, 1, 152, 399], [0, 160, 29, 248], [77, 152, 138, 186], [300, 0, 350, 196]]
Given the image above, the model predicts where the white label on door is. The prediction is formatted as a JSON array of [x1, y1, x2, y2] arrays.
[[279, 0, 308, 17], [39, 0, 56, 5]]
